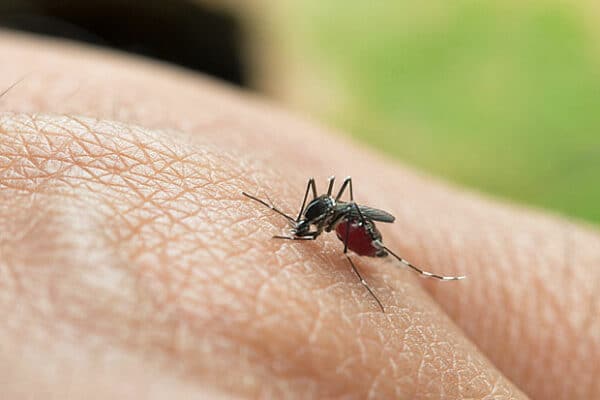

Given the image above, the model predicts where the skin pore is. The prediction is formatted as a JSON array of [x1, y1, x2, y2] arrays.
[[0, 31, 598, 399]]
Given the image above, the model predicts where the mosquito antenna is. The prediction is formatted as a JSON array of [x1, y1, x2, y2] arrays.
[[265, 192, 298, 228], [382, 245, 466, 281], [242, 191, 296, 225]]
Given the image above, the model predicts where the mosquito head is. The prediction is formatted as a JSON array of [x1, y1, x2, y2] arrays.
[[293, 219, 311, 236]]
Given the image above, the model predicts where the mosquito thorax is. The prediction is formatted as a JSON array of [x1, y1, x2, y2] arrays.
[[303, 195, 335, 222]]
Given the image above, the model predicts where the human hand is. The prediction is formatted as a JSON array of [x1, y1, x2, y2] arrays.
[[1, 31, 598, 399]]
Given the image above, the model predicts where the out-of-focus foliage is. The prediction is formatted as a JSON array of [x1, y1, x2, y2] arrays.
[[282, 1, 600, 223]]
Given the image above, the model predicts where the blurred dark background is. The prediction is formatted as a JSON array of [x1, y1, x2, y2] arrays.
[[0, 0, 246, 85], [0, 0, 598, 225]]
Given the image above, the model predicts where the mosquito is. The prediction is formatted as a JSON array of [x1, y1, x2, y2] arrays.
[[242, 176, 465, 312]]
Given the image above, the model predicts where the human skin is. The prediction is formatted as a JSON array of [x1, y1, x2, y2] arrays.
[[0, 31, 598, 399]]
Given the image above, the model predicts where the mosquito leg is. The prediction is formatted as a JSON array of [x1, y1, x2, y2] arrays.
[[346, 256, 384, 312], [242, 191, 296, 224], [348, 203, 464, 281], [349, 201, 369, 227], [310, 178, 317, 198], [273, 231, 320, 240], [296, 178, 317, 222], [335, 176, 354, 202], [381, 243, 466, 281], [327, 175, 335, 196], [341, 217, 384, 312], [343, 217, 351, 253], [272, 236, 317, 241]]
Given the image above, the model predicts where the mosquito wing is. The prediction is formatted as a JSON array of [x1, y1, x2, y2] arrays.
[[351, 205, 396, 223]]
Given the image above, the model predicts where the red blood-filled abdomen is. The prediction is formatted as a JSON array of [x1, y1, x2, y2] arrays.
[[335, 219, 380, 257]]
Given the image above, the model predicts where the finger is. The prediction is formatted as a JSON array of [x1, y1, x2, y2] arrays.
[[0, 32, 528, 398]]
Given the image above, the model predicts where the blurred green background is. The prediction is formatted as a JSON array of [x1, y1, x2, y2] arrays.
[[261, 1, 600, 224]]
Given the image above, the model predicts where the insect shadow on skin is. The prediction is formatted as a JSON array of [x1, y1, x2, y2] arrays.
[[242, 176, 466, 312]]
